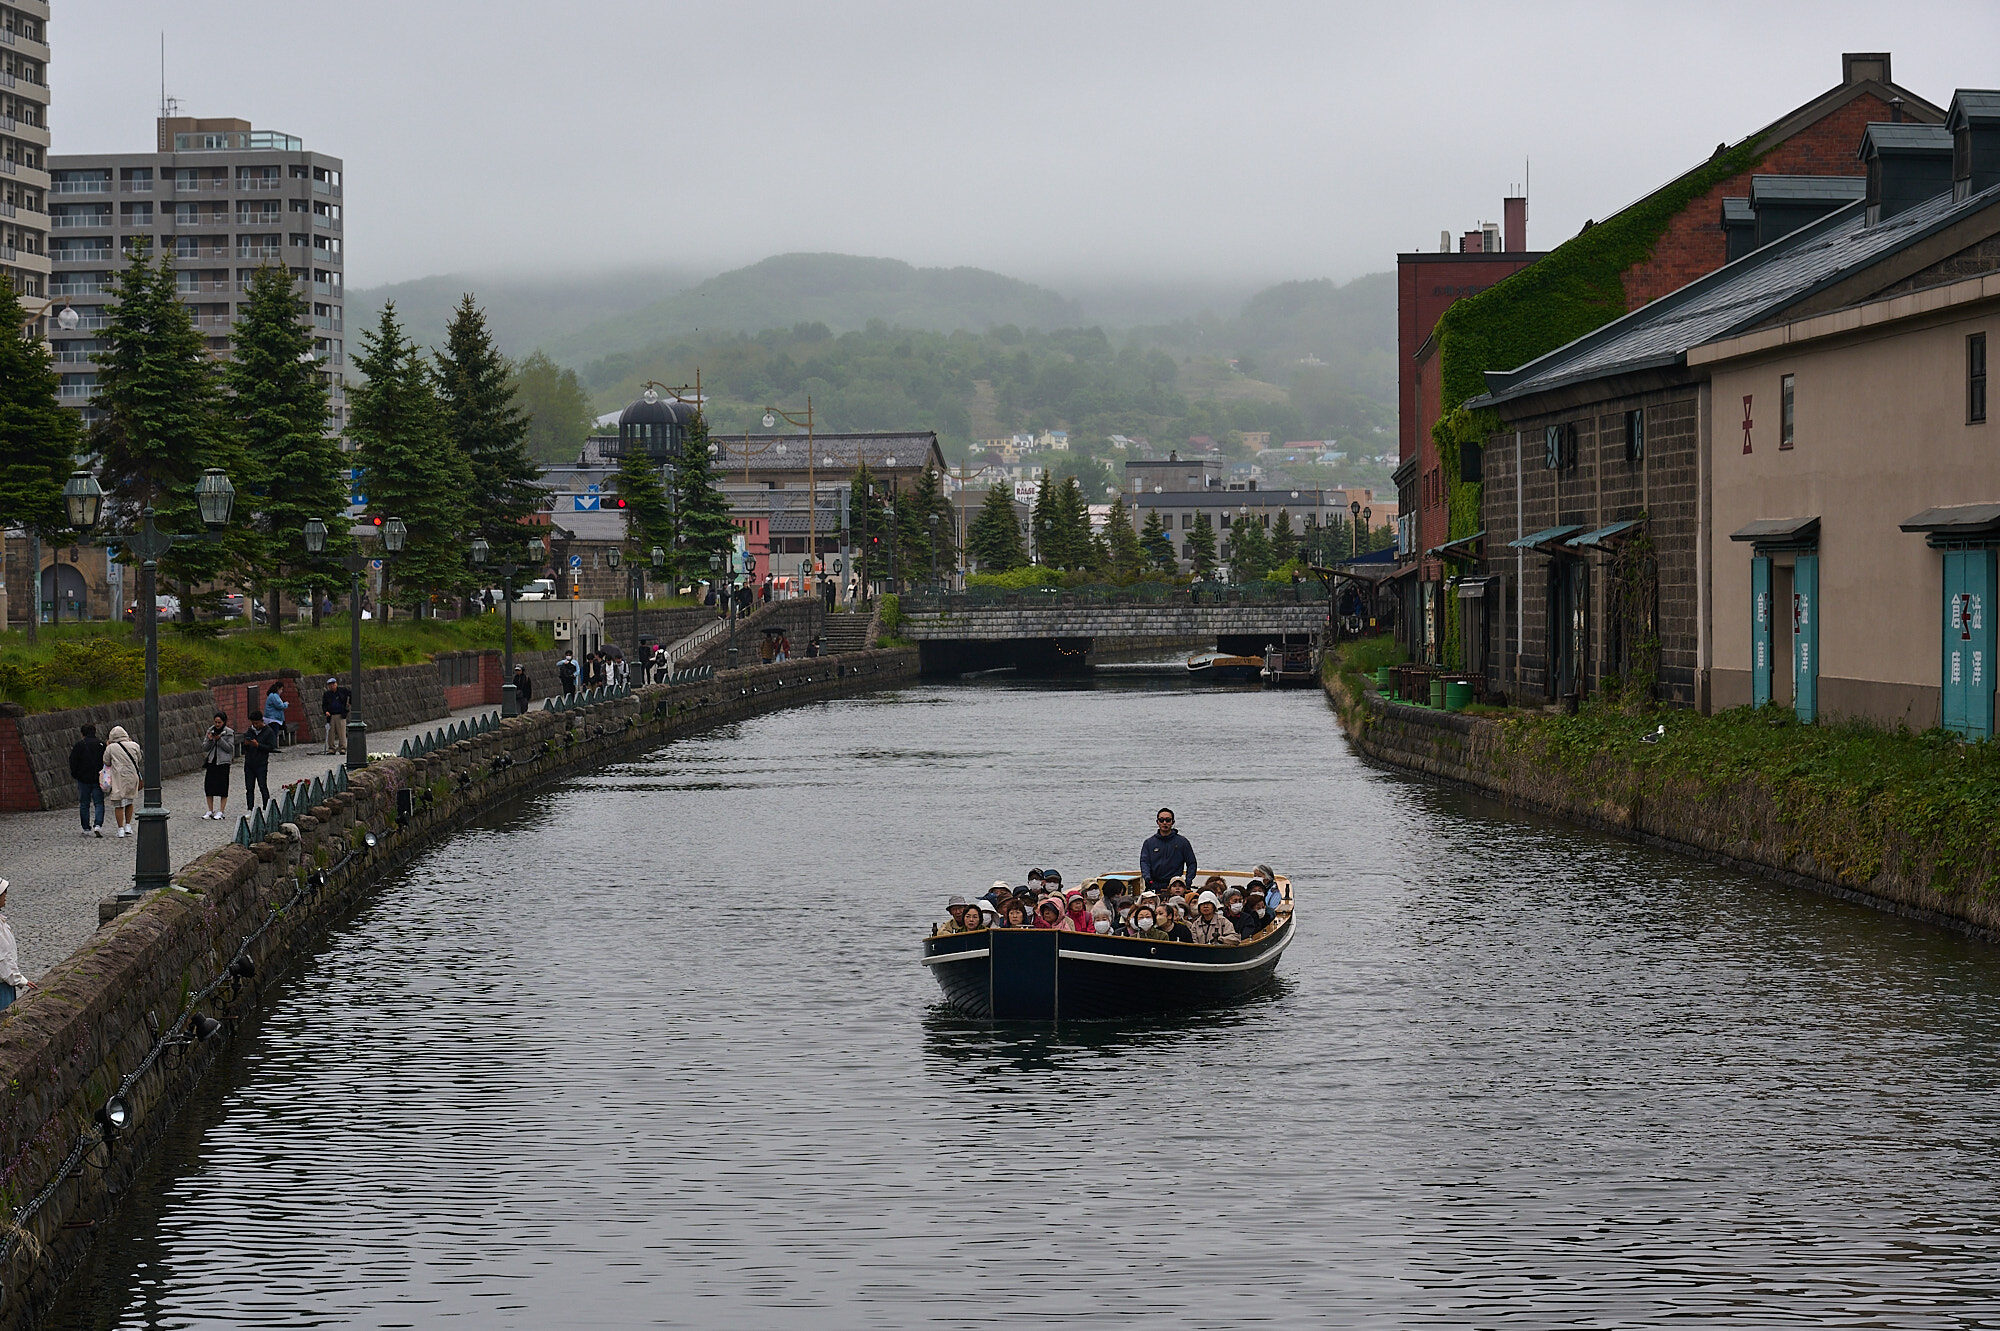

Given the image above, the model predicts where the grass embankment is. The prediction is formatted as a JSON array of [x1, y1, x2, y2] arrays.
[[0, 617, 552, 714], [1324, 636, 2000, 904]]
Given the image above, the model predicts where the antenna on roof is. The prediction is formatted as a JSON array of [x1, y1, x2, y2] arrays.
[[159, 32, 178, 118]]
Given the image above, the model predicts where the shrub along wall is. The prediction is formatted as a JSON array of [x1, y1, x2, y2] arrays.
[[1325, 672, 2000, 940], [0, 648, 919, 1329]]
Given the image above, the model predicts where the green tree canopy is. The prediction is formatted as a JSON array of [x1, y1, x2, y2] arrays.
[[1271, 508, 1297, 564], [227, 264, 344, 624], [1030, 468, 1057, 567], [1104, 496, 1142, 579], [0, 277, 80, 539], [672, 408, 735, 587], [1230, 511, 1272, 582], [436, 296, 541, 557], [510, 350, 596, 462], [352, 302, 471, 614], [1187, 510, 1218, 579], [968, 484, 1025, 573], [1139, 508, 1175, 573]]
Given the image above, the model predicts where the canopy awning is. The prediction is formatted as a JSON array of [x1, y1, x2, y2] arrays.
[[1454, 576, 1493, 600], [1900, 503, 2000, 546], [1566, 519, 1643, 551], [1728, 516, 1820, 546], [1506, 523, 1585, 552], [1426, 530, 1485, 565]]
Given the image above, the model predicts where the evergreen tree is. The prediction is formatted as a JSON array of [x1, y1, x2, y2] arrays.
[[0, 278, 82, 633], [1271, 509, 1298, 565], [1104, 497, 1142, 579], [227, 264, 344, 627], [968, 484, 1025, 572], [509, 350, 595, 462], [672, 408, 736, 587], [1139, 509, 1176, 573], [435, 295, 541, 558], [1048, 476, 1091, 571], [351, 302, 471, 616], [1232, 511, 1273, 582], [613, 445, 674, 570], [900, 464, 956, 586], [1187, 511, 1218, 579], [850, 461, 887, 591], [1030, 468, 1056, 566], [90, 248, 250, 618]]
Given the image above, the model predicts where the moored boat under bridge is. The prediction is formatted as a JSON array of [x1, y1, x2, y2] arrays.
[[897, 585, 1328, 673]]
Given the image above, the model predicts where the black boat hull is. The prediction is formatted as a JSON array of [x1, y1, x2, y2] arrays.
[[922, 915, 1294, 1021]]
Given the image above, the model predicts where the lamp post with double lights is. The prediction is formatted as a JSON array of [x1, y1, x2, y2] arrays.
[[606, 544, 666, 683], [760, 398, 820, 590], [470, 535, 540, 716], [64, 467, 236, 899], [305, 514, 405, 767], [709, 550, 742, 668]]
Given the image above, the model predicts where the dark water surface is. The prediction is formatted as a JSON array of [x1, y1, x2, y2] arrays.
[[48, 675, 2000, 1329]]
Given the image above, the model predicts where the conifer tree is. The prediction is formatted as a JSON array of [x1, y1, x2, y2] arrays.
[[899, 464, 955, 586], [1187, 511, 1218, 579], [672, 408, 736, 586], [968, 484, 1025, 572], [0, 278, 81, 633], [1232, 511, 1273, 581], [435, 295, 541, 554], [1139, 509, 1176, 573], [227, 264, 344, 626], [613, 443, 674, 569], [850, 461, 886, 590], [351, 302, 471, 615], [1030, 468, 1056, 566], [1050, 475, 1091, 571], [1271, 509, 1298, 565], [1104, 497, 1142, 579], [90, 248, 251, 618]]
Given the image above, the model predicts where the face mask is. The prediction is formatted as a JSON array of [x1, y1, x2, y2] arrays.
[[1227, 904, 1242, 914], [1085, 889, 1100, 901], [1135, 917, 1155, 930]]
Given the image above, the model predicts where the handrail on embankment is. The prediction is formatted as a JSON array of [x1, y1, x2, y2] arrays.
[[0, 648, 917, 1330]]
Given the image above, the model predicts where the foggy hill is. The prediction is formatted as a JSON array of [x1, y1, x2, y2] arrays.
[[346, 265, 707, 358], [540, 253, 1083, 362]]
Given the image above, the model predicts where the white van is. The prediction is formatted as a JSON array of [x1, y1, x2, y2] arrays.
[[516, 578, 558, 602]]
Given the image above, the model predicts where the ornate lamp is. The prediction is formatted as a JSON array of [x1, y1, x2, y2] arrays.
[[63, 470, 105, 532], [194, 468, 236, 531]]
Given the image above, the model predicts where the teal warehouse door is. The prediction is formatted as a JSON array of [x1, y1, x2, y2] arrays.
[[1792, 554, 1818, 723], [1752, 556, 1773, 708], [1942, 549, 1996, 740]]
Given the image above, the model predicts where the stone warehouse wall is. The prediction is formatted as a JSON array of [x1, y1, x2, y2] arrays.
[[1325, 673, 2000, 941], [0, 648, 919, 1328]]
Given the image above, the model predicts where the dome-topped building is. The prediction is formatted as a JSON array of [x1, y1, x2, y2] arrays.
[[614, 388, 699, 463]]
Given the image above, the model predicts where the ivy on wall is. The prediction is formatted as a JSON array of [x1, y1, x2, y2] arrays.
[[1425, 137, 1773, 666]]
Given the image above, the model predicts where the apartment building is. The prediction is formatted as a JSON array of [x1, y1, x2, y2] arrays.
[[46, 115, 345, 432], [1, 0, 52, 323]]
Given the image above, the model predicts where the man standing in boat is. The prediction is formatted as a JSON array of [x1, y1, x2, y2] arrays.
[[1140, 808, 1196, 893]]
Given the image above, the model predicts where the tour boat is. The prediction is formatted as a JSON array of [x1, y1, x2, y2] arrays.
[[1184, 650, 1266, 681], [922, 870, 1294, 1020], [1261, 642, 1321, 687]]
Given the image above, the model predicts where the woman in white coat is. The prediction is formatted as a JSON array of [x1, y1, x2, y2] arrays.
[[102, 724, 143, 837], [0, 879, 33, 1011]]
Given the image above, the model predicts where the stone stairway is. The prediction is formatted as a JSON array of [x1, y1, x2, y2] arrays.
[[820, 611, 873, 654]]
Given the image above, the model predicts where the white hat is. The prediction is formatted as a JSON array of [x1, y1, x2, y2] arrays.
[[1196, 890, 1221, 907], [991, 880, 1012, 893]]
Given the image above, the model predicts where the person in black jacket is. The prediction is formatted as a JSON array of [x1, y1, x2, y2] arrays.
[[511, 665, 532, 707], [68, 723, 105, 837], [557, 652, 578, 695], [241, 716, 277, 808], [1139, 808, 1197, 892]]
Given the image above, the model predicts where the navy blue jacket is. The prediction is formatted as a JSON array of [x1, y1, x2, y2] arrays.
[[1140, 831, 1196, 887]]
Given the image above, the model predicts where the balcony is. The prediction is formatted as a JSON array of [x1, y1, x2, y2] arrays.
[[172, 245, 229, 260], [49, 214, 110, 228], [51, 248, 109, 263], [236, 246, 281, 260], [173, 179, 232, 193], [51, 178, 107, 194], [234, 214, 281, 228], [178, 279, 230, 293], [235, 177, 281, 191], [121, 180, 152, 192], [53, 349, 95, 364], [47, 280, 102, 296], [57, 383, 94, 400], [189, 315, 232, 330]]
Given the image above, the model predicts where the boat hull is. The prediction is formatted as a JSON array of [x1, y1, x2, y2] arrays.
[[923, 915, 1294, 1021]]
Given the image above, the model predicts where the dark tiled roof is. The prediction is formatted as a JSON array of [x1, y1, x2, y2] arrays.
[[710, 431, 943, 473], [1722, 197, 1757, 223], [1752, 174, 1865, 203], [1949, 90, 2000, 127], [1476, 184, 2000, 408], [1860, 122, 1952, 155]]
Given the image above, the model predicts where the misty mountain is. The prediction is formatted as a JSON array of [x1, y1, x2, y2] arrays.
[[540, 253, 1083, 362], [1129, 273, 1394, 404], [347, 265, 707, 358]]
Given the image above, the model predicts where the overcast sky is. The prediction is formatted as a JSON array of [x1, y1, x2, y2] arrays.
[[53, 1, 2000, 293]]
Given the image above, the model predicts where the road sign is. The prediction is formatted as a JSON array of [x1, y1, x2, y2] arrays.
[[569, 555, 583, 570], [573, 494, 600, 511], [587, 483, 600, 494], [370, 559, 383, 570]]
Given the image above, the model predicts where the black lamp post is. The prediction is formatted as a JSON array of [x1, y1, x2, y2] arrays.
[[1350, 499, 1362, 560], [66, 467, 236, 900], [306, 513, 403, 766], [605, 545, 664, 684], [471, 536, 539, 716]]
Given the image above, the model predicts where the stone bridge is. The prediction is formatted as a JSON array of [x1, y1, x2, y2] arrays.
[[897, 589, 1329, 673]]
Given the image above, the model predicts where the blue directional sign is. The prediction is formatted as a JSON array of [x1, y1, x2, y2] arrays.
[[569, 555, 583, 570], [573, 494, 600, 511]]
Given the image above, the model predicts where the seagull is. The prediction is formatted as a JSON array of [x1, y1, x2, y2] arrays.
[[1639, 723, 1666, 745]]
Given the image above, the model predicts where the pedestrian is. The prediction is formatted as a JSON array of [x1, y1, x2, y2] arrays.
[[241, 715, 276, 808], [0, 880, 33, 1011], [558, 651, 578, 695], [262, 682, 290, 748], [511, 664, 533, 707], [822, 577, 836, 611], [1139, 807, 1197, 893], [201, 711, 235, 819], [321, 675, 351, 755], [761, 575, 773, 604], [68, 722, 105, 838], [102, 724, 142, 837]]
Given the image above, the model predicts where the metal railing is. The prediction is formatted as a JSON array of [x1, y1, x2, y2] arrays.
[[233, 763, 353, 847], [51, 178, 108, 193], [540, 682, 634, 714], [899, 580, 1331, 613], [395, 710, 503, 760], [49, 213, 110, 227]]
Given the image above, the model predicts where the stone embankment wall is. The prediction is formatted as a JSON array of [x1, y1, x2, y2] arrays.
[[0, 648, 918, 1328], [1325, 674, 2000, 940], [901, 601, 1327, 642], [686, 599, 826, 669]]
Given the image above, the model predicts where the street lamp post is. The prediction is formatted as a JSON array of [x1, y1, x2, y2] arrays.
[[1350, 499, 1362, 560], [470, 536, 538, 717], [762, 398, 818, 590], [606, 545, 667, 682], [306, 514, 405, 766], [65, 467, 235, 900]]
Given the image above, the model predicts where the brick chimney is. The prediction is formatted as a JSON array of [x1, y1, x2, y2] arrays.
[[1503, 195, 1527, 251], [1843, 52, 1891, 87]]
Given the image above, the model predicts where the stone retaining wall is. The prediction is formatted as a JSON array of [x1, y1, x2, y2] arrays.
[[0, 648, 919, 1328], [686, 599, 826, 669], [1325, 672, 2000, 941], [0, 691, 220, 814]]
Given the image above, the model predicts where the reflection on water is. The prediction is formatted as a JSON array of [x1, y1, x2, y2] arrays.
[[47, 673, 2000, 1328]]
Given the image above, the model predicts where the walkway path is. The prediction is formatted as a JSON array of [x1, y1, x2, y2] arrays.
[[3, 702, 505, 979]]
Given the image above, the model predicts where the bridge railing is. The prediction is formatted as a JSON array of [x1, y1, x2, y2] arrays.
[[899, 580, 1329, 614]]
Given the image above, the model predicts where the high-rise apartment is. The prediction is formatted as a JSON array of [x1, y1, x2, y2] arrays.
[[47, 115, 345, 432], [1, 0, 53, 325]]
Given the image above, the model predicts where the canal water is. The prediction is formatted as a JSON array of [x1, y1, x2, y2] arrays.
[[48, 672, 2000, 1328]]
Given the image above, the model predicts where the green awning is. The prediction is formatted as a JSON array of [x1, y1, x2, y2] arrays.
[[1425, 530, 1485, 564], [1566, 519, 1643, 551], [1505, 524, 1585, 552]]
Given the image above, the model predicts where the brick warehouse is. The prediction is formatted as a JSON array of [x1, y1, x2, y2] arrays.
[[1470, 96, 2000, 711], [1398, 52, 1943, 668]]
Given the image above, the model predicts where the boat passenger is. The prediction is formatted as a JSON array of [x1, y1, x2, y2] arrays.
[[1001, 902, 1032, 929], [1188, 891, 1242, 945], [983, 880, 1013, 910], [1032, 899, 1069, 931], [939, 897, 977, 935], [1162, 903, 1195, 944], [1239, 890, 1271, 937], [1064, 893, 1096, 934], [1141, 808, 1197, 892], [1129, 906, 1170, 941], [1027, 868, 1047, 891], [1085, 885, 1112, 928], [967, 902, 995, 932]]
